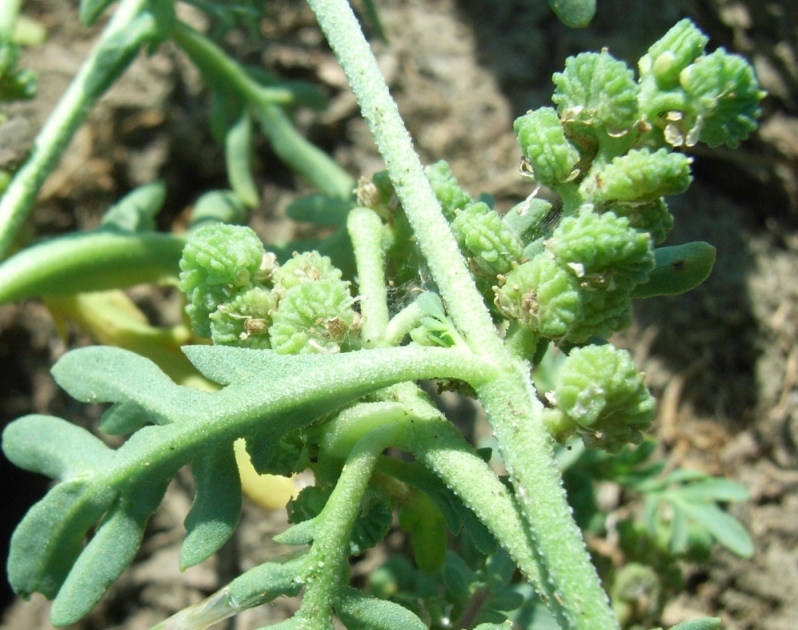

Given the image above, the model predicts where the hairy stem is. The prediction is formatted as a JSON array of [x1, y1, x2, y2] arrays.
[[306, 0, 502, 357], [296, 425, 399, 628], [383, 297, 424, 346], [305, 1, 619, 627], [347, 206, 390, 346], [475, 370, 618, 628], [0, 0, 154, 258]]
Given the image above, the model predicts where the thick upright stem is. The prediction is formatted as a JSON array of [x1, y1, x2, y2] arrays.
[[0, 0, 153, 258], [305, 1, 619, 627], [306, 0, 502, 357]]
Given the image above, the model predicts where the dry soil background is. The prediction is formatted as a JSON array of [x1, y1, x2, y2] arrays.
[[1, 0, 797, 629]]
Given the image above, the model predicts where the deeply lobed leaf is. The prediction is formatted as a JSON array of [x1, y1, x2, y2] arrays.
[[4, 343, 491, 623]]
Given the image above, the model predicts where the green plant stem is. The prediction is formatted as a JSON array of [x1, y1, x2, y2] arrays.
[[0, 0, 154, 259], [347, 206, 390, 346], [390, 389, 542, 588], [51, 344, 497, 492], [0, 230, 185, 304], [296, 425, 399, 628], [172, 21, 297, 108], [306, 0, 502, 358], [315, 384, 545, 595], [383, 297, 424, 346], [475, 372, 617, 628], [171, 21, 355, 200], [305, 1, 618, 626]]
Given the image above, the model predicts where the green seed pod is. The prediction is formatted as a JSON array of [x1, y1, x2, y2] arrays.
[[179, 224, 266, 338], [552, 51, 640, 136], [451, 202, 524, 276], [272, 250, 343, 291], [550, 211, 654, 291], [552, 344, 656, 452], [639, 18, 708, 88], [209, 286, 274, 349], [590, 148, 692, 203], [606, 198, 674, 245], [425, 160, 474, 221], [514, 108, 580, 186], [269, 278, 358, 354], [679, 48, 765, 148], [494, 253, 582, 340], [565, 288, 632, 342]]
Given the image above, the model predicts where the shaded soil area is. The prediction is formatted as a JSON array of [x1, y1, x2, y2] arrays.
[[2, 0, 797, 628]]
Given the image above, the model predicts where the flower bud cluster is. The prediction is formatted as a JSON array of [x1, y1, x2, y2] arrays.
[[638, 19, 764, 149], [451, 202, 524, 276], [542, 344, 656, 452], [490, 18, 764, 350], [494, 208, 654, 344], [425, 160, 475, 221], [513, 18, 762, 243], [179, 225, 359, 353]]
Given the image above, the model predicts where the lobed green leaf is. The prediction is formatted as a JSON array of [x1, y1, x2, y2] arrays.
[[2, 415, 113, 480], [181, 446, 242, 570], [677, 502, 753, 558], [6, 343, 490, 619], [676, 478, 750, 503], [5, 478, 116, 600], [51, 484, 168, 626], [52, 344, 208, 433]]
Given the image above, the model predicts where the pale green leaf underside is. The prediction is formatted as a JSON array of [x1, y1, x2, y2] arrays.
[[335, 587, 427, 630], [181, 445, 242, 570], [3, 344, 488, 624]]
